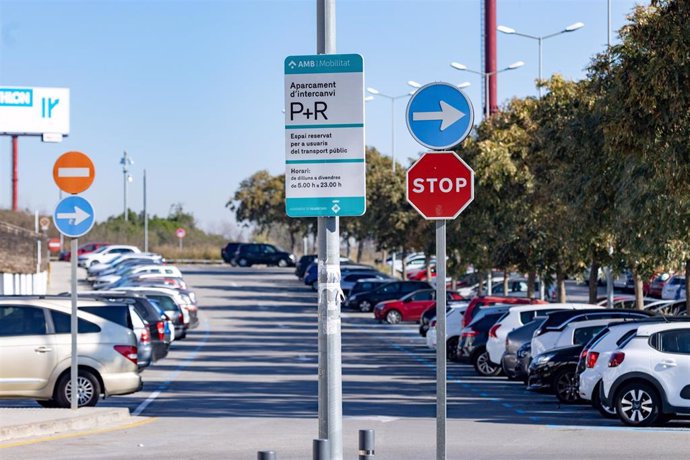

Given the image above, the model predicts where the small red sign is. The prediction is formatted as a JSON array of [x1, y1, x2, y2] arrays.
[[406, 151, 474, 220], [47, 238, 61, 252], [176, 228, 186, 239]]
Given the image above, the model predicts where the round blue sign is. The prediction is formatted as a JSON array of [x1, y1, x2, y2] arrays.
[[53, 196, 95, 238], [406, 82, 475, 150]]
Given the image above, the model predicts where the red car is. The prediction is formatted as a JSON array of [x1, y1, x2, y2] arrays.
[[60, 242, 110, 262], [374, 288, 463, 324], [647, 273, 672, 298]]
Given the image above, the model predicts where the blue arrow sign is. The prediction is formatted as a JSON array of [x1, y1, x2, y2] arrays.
[[53, 196, 95, 238], [406, 82, 474, 150]]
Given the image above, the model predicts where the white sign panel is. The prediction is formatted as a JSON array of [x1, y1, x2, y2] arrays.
[[284, 54, 365, 217], [0, 86, 70, 136]]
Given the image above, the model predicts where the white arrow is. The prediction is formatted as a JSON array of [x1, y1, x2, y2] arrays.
[[412, 100, 465, 131], [57, 206, 90, 226]]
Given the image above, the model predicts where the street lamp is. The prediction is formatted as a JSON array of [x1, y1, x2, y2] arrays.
[[449, 60, 524, 118], [498, 22, 584, 97], [120, 151, 133, 222], [366, 87, 413, 173]]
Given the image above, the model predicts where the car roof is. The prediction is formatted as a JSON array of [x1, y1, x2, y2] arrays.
[[563, 318, 622, 329], [636, 321, 690, 336], [541, 308, 652, 330]]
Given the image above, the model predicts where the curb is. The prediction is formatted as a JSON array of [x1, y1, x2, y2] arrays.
[[0, 407, 130, 442]]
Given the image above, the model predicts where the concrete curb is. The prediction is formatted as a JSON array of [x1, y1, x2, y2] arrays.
[[0, 407, 130, 442]]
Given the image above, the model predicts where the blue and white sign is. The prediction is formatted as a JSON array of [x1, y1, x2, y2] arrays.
[[0, 86, 70, 136], [284, 54, 365, 217], [406, 83, 474, 150], [53, 196, 95, 238]]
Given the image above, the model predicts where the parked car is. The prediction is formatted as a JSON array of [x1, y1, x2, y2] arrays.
[[424, 303, 470, 350], [0, 298, 141, 408], [461, 296, 545, 329], [601, 322, 690, 426], [305, 264, 378, 291], [349, 278, 392, 299], [374, 289, 463, 324], [79, 245, 141, 268], [515, 341, 533, 383], [530, 307, 652, 356], [501, 316, 548, 380], [295, 255, 317, 279], [92, 265, 183, 289], [486, 304, 594, 365], [661, 275, 686, 300], [648, 273, 673, 298], [72, 291, 172, 362], [221, 242, 242, 264], [457, 306, 510, 374], [87, 253, 163, 278], [114, 287, 190, 339], [528, 343, 585, 403], [60, 242, 110, 262], [232, 243, 295, 267], [341, 272, 391, 296], [343, 281, 431, 312]]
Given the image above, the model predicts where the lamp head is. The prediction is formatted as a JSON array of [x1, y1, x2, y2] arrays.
[[450, 62, 467, 71], [407, 80, 422, 88], [565, 22, 584, 32], [497, 25, 516, 34], [366, 87, 380, 95], [507, 61, 525, 70]]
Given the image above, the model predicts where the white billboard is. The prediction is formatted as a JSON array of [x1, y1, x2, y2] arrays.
[[0, 86, 70, 136]]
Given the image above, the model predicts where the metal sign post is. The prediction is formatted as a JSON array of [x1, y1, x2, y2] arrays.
[[406, 84, 475, 459], [52, 150, 96, 410], [70, 238, 78, 409]]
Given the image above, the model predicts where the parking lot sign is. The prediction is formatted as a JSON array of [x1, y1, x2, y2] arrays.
[[284, 54, 365, 217]]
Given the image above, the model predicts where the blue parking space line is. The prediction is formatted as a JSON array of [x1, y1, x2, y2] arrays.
[[502, 403, 513, 408], [515, 409, 526, 414]]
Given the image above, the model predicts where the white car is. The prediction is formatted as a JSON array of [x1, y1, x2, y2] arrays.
[[486, 304, 593, 365], [661, 275, 686, 300], [87, 253, 162, 277], [426, 303, 470, 350], [79, 245, 141, 268], [93, 265, 183, 289], [531, 307, 652, 357], [457, 277, 504, 298], [578, 321, 646, 417], [601, 322, 690, 426]]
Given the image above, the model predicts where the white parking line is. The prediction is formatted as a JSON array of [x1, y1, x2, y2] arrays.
[[132, 318, 211, 417]]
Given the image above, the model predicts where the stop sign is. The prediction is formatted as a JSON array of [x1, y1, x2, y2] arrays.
[[406, 151, 474, 220]]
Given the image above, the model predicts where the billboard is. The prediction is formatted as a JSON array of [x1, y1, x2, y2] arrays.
[[0, 86, 70, 136]]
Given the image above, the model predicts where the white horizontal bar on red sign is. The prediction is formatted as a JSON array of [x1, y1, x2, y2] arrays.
[[58, 167, 90, 177]]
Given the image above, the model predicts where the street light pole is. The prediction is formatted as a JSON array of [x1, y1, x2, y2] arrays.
[[497, 22, 584, 98], [450, 61, 524, 119], [120, 151, 133, 222], [365, 87, 412, 173]]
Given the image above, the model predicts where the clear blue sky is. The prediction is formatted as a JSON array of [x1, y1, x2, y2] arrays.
[[0, 0, 641, 233]]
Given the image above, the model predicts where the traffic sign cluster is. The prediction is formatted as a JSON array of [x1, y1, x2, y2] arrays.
[[52, 151, 96, 238]]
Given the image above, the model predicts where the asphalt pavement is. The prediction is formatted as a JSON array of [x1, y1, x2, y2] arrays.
[[1, 265, 688, 459]]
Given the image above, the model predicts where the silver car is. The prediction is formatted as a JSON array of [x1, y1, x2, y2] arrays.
[[0, 298, 142, 408]]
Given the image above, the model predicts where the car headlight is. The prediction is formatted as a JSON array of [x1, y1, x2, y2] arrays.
[[535, 353, 555, 365]]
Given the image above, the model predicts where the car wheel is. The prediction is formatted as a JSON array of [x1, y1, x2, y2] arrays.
[[278, 259, 288, 267], [359, 300, 373, 312], [592, 383, 618, 418], [473, 349, 502, 376], [55, 370, 101, 408], [446, 336, 460, 362], [386, 310, 402, 324], [553, 368, 580, 404], [616, 382, 663, 427], [36, 399, 60, 408], [419, 324, 428, 337], [237, 258, 249, 267]]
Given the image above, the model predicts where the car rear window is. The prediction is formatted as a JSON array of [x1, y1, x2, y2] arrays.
[[51, 310, 101, 334], [616, 329, 638, 347], [80, 305, 133, 329], [147, 295, 181, 312], [573, 325, 605, 345]]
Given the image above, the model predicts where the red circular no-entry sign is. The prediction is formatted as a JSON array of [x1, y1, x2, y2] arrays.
[[176, 228, 186, 239], [406, 151, 474, 220]]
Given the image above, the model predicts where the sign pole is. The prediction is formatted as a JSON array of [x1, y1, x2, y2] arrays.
[[317, 1, 343, 459], [70, 237, 78, 410], [435, 219, 447, 459]]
